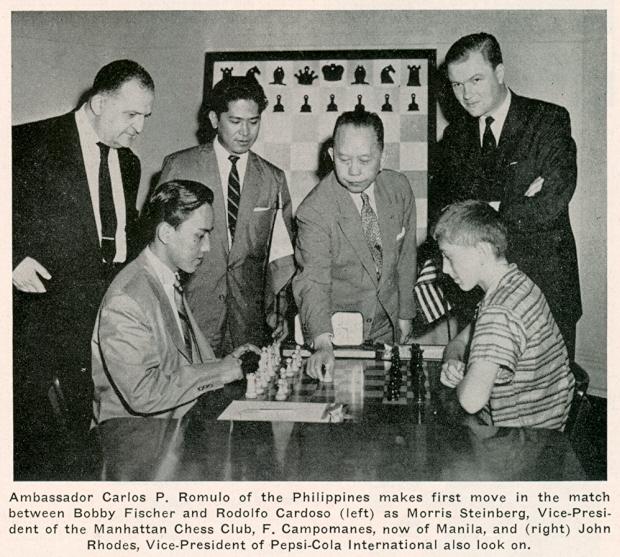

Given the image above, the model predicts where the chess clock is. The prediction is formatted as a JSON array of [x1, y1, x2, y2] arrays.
[[203, 48, 436, 244]]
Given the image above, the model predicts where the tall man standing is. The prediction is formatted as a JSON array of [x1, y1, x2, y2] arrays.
[[293, 111, 417, 380], [159, 76, 294, 357], [12, 60, 155, 478], [433, 32, 581, 359]]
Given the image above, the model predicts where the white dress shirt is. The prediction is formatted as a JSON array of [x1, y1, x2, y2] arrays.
[[348, 182, 378, 215], [75, 105, 127, 262], [478, 88, 512, 146]]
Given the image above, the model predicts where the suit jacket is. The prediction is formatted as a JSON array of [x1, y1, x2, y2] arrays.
[[159, 143, 294, 349], [293, 170, 417, 343], [92, 249, 222, 423], [432, 92, 582, 326], [13, 112, 141, 384]]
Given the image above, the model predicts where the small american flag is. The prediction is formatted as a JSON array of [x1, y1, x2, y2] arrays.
[[414, 258, 451, 324]]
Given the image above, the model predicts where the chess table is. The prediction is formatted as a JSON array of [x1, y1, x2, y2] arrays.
[[97, 353, 585, 481]]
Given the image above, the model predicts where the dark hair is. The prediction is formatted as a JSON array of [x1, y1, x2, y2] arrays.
[[333, 110, 384, 150], [209, 76, 268, 115], [432, 200, 508, 257], [142, 180, 213, 241], [445, 32, 503, 70], [89, 59, 154, 98]]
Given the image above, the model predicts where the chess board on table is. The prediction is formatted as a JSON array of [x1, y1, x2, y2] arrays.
[[204, 49, 436, 242]]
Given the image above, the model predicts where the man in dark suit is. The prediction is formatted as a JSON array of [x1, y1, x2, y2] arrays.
[[159, 76, 294, 357], [432, 32, 581, 360], [293, 111, 418, 381], [12, 59, 154, 479]]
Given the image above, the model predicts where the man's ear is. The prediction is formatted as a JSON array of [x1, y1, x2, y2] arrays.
[[208, 110, 219, 130], [494, 63, 505, 85], [380, 148, 387, 170], [89, 93, 106, 116], [157, 222, 175, 245]]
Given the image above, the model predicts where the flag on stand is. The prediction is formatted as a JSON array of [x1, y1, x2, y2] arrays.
[[414, 258, 451, 324], [266, 193, 295, 304]]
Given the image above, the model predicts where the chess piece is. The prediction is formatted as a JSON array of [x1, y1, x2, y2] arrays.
[[295, 66, 318, 85], [270, 66, 286, 85], [221, 67, 234, 80], [380, 64, 395, 84], [285, 357, 295, 377], [352, 65, 369, 85], [326, 93, 338, 112], [245, 373, 257, 399], [410, 344, 426, 404], [273, 94, 285, 112], [300, 95, 312, 113], [322, 63, 345, 81], [354, 94, 365, 113], [407, 64, 421, 87], [381, 94, 393, 112], [408, 93, 419, 112], [246, 65, 261, 80], [275, 378, 288, 400]]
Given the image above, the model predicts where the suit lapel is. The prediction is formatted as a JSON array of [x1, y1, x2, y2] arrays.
[[497, 91, 527, 156], [55, 114, 101, 254], [332, 176, 378, 286], [141, 252, 191, 362], [374, 172, 399, 286], [202, 145, 229, 258]]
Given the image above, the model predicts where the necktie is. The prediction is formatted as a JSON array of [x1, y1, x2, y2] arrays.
[[227, 155, 241, 241], [174, 275, 194, 360], [481, 116, 496, 156], [360, 192, 383, 280], [97, 142, 116, 264]]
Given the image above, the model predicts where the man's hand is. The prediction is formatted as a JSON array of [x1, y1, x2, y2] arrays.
[[524, 176, 544, 197], [229, 343, 261, 359], [217, 354, 244, 384], [440, 359, 466, 388], [266, 312, 289, 343], [306, 333, 335, 382], [13, 257, 51, 293], [398, 318, 413, 343]]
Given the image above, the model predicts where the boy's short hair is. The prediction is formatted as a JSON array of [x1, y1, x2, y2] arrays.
[[432, 200, 507, 257]]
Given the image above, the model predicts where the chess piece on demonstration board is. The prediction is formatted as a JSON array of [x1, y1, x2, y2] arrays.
[[273, 94, 285, 112], [295, 66, 318, 85], [327, 93, 338, 112], [300, 95, 312, 113], [352, 65, 369, 85], [408, 93, 419, 112], [381, 94, 393, 112], [354, 94, 365, 113], [322, 63, 344, 81], [407, 64, 421, 86], [270, 66, 286, 85], [246, 66, 261, 80], [380, 64, 395, 84]]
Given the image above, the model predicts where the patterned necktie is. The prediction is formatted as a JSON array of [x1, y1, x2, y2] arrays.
[[227, 155, 241, 241], [481, 116, 496, 156], [174, 274, 194, 360], [360, 192, 383, 280], [97, 142, 116, 263]]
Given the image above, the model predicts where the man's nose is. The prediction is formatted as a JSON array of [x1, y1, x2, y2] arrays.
[[132, 115, 145, 134], [201, 236, 211, 252], [349, 161, 361, 176]]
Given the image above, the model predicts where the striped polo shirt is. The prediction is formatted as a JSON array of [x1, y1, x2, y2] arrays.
[[468, 264, 575, 430]]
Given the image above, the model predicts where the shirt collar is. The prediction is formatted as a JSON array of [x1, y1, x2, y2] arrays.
[[480, 88, 511, 139], [75, 104, 104, 147], [145, 246, 178, 290], [213, 137, 249, 166]]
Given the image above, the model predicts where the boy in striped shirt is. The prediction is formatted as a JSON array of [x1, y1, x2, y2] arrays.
[[435, 201, 574, 430]]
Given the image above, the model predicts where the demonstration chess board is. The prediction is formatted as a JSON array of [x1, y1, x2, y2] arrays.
[[204, 49, 436, 241]]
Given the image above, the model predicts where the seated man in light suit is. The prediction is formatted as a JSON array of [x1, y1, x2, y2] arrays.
[[92, 180, 258, 424], [293, 111, 417, 380]]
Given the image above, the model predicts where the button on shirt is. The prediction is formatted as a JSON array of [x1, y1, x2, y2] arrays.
[[75, 105, 127, 263], [144, 247, 185, 339], [478, 88, 511, 147], [213, 139, 249, 247]]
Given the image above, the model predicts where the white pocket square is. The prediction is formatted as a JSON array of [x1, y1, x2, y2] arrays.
[[396, 227, 406, 241], [253, 206, 272, 212]]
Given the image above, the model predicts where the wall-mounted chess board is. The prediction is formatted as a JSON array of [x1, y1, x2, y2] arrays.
[[204, 49, 436, 241]]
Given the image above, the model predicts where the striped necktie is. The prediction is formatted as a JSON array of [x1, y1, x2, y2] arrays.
[[360, 192, 383, 280], [174, 274, 194, 360], [97, 142, 116, 263], [227, 155, 241, 241]]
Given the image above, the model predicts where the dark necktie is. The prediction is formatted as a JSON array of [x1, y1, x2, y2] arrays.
[[97, 142, 116, 263], [360, 192, 383, 280], [227, 155, 241, 241], [174, 275, 194, 360], [481, 116, 496, 156]]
